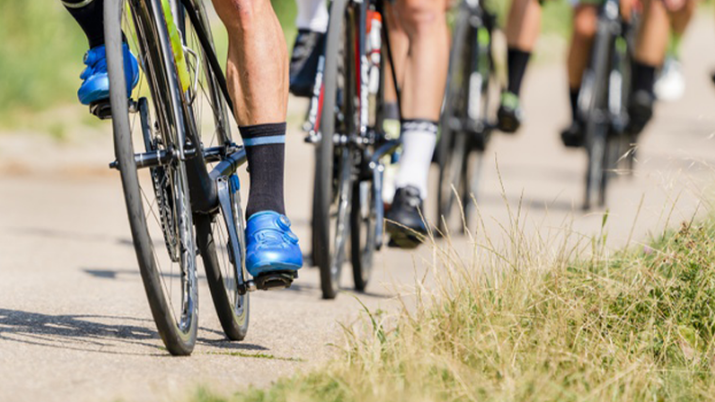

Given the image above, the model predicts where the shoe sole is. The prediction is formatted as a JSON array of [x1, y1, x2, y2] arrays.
[[253, 270, 298, 291], [385, 222, 423, 250], [627, 103, 653, 135], [248, 261, 301, 276], [561, 133, 584, 148], [497, 112, 521, 134]]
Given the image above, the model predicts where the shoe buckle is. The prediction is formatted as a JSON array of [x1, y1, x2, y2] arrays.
[[277, 215, 292, 230]]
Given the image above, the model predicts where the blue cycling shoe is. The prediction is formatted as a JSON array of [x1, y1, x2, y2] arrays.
[[245, 211, 303, 289], [78, 43, 140, 106]]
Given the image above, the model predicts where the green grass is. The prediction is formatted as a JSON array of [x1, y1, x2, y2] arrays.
[[0, 1, 87, 124], [192, 210, 715, 402]]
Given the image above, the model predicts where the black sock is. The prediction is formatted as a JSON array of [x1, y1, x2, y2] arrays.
[[63, 0, 105, 49], [569, 87, 580, 121], [506, 48, 532, 96], [632, 61, 657, 95], [240, 123, 287, 219]]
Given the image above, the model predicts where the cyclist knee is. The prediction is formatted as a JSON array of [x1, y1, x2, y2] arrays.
[[213, 0, 272, 33], [573, 5, 598, 39], [396, 0, 446, 37]]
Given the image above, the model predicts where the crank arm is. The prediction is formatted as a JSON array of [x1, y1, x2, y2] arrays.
[[216, 176, 255, 294]]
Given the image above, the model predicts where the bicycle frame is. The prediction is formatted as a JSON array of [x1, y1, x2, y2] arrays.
[[113, 0, 245, 207], [303, 0, 402, 249], [577, 0, 635, 208], [578, 0, 630, 125], [110, 0, 253, 289]]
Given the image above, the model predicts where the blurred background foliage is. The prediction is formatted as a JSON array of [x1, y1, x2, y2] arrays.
[[0, 0, 570, 127]]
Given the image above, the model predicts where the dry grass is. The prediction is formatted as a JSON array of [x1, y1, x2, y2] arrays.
[[195, 198, 715, 402]]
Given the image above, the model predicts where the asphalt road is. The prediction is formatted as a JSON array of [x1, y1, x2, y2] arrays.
[[2, 17, 715, 402]]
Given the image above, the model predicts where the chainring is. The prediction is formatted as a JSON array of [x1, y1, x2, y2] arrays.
[[149, 137, 181, 263]]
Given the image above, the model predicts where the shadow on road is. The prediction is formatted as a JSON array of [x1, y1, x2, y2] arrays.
[[474, 192, 578, 212], [9, 226, 134, 246], [0, 309, 267, 356], [83, 267, 208, 281]]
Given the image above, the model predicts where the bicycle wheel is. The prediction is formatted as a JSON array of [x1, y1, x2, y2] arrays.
[[350, 161, 375, 292], [349, 1, 379, 292], [437, 7, 491, 234], [437, 8, 470, 234], [314, 0, 357, 299], [611, 34, 636, 177], [582, 22, 613, 210], [195, 198, 249, 340], [178, 2, 250, 340], [106, 0, 198, 355]]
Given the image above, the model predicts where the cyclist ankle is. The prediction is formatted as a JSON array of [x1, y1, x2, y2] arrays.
[[240, 123, 287, 219], [394, 119, 438, 200], [632, 60, 657, 96], [569, 87, 580, 121], [506, 47, 531, 97]]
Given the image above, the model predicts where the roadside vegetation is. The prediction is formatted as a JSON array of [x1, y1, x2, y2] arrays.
[[1, 0, 574, 129], [194, 208, 715, 401], [0, 2, 87, 126]]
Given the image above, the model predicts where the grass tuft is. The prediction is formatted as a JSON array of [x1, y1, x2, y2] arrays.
[[194, 211, 715, 402]]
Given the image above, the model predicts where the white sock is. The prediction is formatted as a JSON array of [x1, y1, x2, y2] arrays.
[[295, 0, 329, 33], [394, 120, 438, 199]]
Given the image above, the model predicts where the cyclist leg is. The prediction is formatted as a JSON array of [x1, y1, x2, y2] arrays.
[[385, 0, 449, 249], [498, 0, 542, 133], [561, 2, 599, 147], [382, 0, 447, 119], [289, 0, 328, 97], [628, 0, 671, 134], [384, 1, 409, 123], [655, 0, 697, 100], [381, 2, 410, 207], [62, 0, 139, 106], [212, 0, 303, 276]]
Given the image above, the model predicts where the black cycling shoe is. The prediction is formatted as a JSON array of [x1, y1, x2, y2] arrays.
[[385, 186, 428, 249], [626, 90, 654, 135], [496, 92, 523, 134], [560, 119, 585, 148], [289, 30, 326, 98]]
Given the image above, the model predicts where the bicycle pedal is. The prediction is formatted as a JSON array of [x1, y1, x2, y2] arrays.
[[90, 100, 112, 120], [254, 271, 297, 291]]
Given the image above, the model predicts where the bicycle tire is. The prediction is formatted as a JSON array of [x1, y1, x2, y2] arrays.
[[350, 168, 375, 292], [437, 7, 491, 234], [178, 1, 250, 341], [436, 8, 470, 234], [460, 22, 493, 231], [349, 0, 378, 292], [106, 0, 198, 355], [314, 0, 354, 299], [583, 21, 613, 210], [195, 213, 249, 340]]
